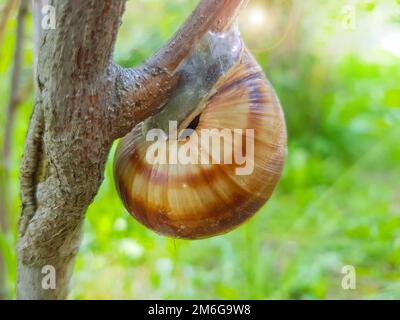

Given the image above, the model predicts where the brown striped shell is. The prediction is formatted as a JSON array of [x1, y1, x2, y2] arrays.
[[114, 47, 287, 239]]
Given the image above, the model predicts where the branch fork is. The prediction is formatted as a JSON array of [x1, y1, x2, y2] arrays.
[[17, 0, 248, 299]]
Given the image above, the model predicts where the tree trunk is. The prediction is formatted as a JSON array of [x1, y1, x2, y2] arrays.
[[17, 0, 247, 300]]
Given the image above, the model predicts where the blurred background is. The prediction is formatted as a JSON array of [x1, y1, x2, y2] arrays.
[[0, 0, 400, 299]]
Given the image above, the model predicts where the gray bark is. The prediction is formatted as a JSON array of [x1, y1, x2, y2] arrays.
[[17, 0, 247, 299]]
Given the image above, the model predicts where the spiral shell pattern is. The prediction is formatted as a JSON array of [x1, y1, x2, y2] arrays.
[[114, 47, 287, 239]]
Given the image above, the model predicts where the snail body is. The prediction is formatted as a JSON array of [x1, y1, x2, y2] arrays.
[[114, 26, 287, 239]]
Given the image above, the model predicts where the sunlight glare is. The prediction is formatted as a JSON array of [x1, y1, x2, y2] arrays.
[[248, 7, 267, 28], [381, 33, 400, 57]]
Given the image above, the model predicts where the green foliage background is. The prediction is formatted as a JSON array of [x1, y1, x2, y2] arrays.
[[1, 0, 400, 299]]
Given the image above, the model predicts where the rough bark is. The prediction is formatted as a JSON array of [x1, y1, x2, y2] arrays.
[[17, 0, 247, 300]]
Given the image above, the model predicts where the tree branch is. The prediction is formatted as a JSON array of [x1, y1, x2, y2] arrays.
[[148, 0, 248, 72], [37, 0, 126, 82], [110, 0, 248, 139], [0, 0, 18, 58], [17, 0, 129, 300], [2, 0, 29, 168], [17, 0, 249, 299], [0, 0, 28, 300]]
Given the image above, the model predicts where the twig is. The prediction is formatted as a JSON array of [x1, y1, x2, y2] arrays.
[[0, 0, 28, 300], [147, 0, 249, 72], [2, 0, 29, 168], [0, 0, 19, 57], [113, 0, 249, 138]]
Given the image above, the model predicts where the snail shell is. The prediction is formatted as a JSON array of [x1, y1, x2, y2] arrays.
[[114, 28, 287, 239]]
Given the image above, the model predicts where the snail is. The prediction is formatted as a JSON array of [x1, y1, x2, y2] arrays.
[[114, 25, 287, 239]]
